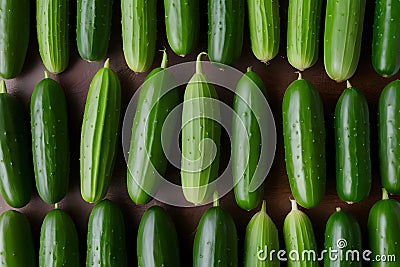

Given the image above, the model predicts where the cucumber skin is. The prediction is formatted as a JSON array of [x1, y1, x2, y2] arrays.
[[77, 0, 113, 61], [121, 0, 157, 72], [37, 0, 70, 74], [86, 200, 127, 267], [208, 0, 244, 65], [323, 0, 366, 82], [39, 209, 80, 267], [248, 0, 280, 63], [31, 77, 69, 204], [164, 0, 200, 56], [335, 87, 371, 203], [137, 206, 181, 267], [0, 210, 35, 267], [193, 206, 238, 267], [372, 0, 400, 77], [287, 0, 322, 71], [0, 0, 30, 79], [282, 78, 326, 209]]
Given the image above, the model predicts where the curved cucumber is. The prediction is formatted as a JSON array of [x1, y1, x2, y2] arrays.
[[80, 60, 121, 203], [282, 73, 326, 209], [323, 0, 366, 82], [335, 82, 371, 203]]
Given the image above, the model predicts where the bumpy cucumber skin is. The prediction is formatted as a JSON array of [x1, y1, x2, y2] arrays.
[[31, 77, 69, 204], [164, 0, 200, 56], [0, 210, 35, 267], [0, 0, 30, 79], [248, 0, 280, 63], [378, 80, 400, 194], [80, 62, 121, 203], [208, 0, 244, 65], [287, 0, 322, 71], [323, 0, 366, 82], [39, 209, 80, 267], [77, 0, 113, 61], [121, 0, 157, 72], [86, 199, 127, 267], [37, 0, 70, 74], [282, 77, 326, 209], [335, 87, 371, 203], [137, 206, 181, 267], [372, 0, 400, 77], [232, 69, 266, 211]]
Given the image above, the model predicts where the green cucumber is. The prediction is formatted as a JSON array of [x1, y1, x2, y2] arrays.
[[378, 80, 400, 194], [282, 73, 326, 209], [232, 67, 266, 211], [86, 199, 127, 267], [77, 0, 113, 61], [31, 72, 69, 204], [0, 210, 35, 267], [0, 81, 32, 208], [248, 0, 280, 63], [244, 200, 279, 267], [367, 188, 400, 267], [0, 0, 30, 79], [372, 0, 400, 77], [121, 0, 157, 72], [208, 0, 244, 65], [39, 207, 80, 267], [287, 0, 322, 71], [323, 0, 366, 82], [164, 0, 200, 56], [137, 205, 180, 266], [283, 200, 318, 267], [127, 51, 180, 204], [37, 0, 70, 74], [181, 53, 221, 205], [80, 59, 121, 203], [193, 194, 238, 267], [335, 81, 371, 203], [323, 207, 362, 266]]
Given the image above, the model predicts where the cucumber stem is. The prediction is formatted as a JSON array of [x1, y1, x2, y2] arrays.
[[346, 80, 352, 89], [336, 207, 341, 212], [0, 81, 6, 94], [247, 66, 253, 72], [104, 58, 110, 69], [161, 49, 168, 69], [44, 71, 49, 79], [261, 200, 267, 213], [196, 52, 208, 74], [382, 188, 389, 200], [290, 199, 298, 211], [296, 71, 303, 80], [213, 191, 219, 207]]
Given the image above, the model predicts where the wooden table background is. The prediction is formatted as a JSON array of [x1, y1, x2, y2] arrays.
[[2, 0, 400, 266]]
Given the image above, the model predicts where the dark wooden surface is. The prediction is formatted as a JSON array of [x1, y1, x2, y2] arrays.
[[2, 0, 400, 266]]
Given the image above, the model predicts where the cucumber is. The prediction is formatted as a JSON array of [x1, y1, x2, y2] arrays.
[[367, 188, 400, 267], [283, 200, 318, 267], [164, 0, 200, 56], [232, 67, 266, 211], [0, 0, 30, 79], [282, 73, 326, 209], [31, 72, 69, 204], [37, 0, 70, 74], [287, 0, 322, 71], [80, 59, 121, 203], [244, 200, 279, 267], [121, 0, 157, 72], [137, 205, 180, 267], [378, 80, 400, 194], [323, 0, 366, 82], [0, 81, 32, 208], [0, 210, 35, 267], [77, 0, 113, 61], [193, 194, 238, 267], [372, 0, 400, 77], [86, 199, 127, 267], [39, 207, 80, 267], [247, 0, 280, 63], [127, 50, 180, 204], [181, 53, 221, 205], [208, 0, 244, 65], [323, 207, 362, 267], [335, 81, 371, 203]]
